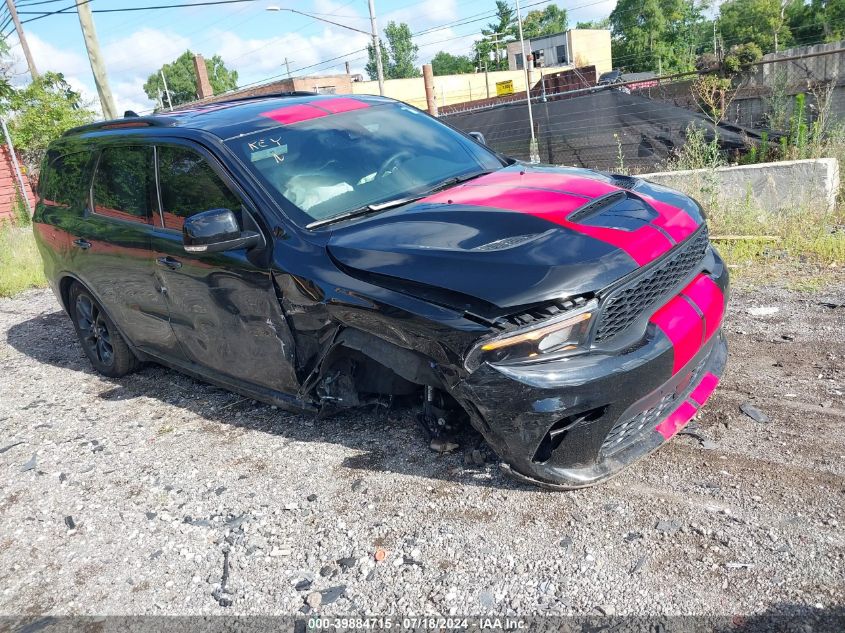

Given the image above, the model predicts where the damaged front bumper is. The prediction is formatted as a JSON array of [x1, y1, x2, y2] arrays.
[[455, 268, 729, 489]]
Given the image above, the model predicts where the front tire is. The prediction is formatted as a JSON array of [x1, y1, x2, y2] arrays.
[[69, 283, 140, 377]]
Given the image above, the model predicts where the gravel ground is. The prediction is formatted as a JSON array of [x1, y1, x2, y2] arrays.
[[0, 273, 843, 619]]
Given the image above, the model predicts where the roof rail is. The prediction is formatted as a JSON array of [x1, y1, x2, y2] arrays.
[[62, 115, 179, 136], [61, 91, 324, 137]]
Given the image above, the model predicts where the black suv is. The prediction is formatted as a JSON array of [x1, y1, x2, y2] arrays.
[[33, 94, 728, 488]]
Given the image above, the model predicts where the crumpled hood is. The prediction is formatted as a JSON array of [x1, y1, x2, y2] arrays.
[[327, 165, 705, 312]]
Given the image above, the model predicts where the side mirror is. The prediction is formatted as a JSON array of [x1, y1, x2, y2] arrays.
[[468, 131, 487, 145], [183, 208, 263, 253]]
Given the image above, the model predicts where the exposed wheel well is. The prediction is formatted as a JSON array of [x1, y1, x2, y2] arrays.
[[58, 276, 78, 313], [309, 328, 461, 412]]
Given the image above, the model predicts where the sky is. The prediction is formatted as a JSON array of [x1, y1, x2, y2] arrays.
[[4, 0, 616, 116]]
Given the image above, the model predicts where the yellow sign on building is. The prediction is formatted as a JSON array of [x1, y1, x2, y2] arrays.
[[495, 80, 514, 97]]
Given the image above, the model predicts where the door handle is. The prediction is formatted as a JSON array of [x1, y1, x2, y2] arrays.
[[156, 256, 182, 270], [72, 238, 91, 250]]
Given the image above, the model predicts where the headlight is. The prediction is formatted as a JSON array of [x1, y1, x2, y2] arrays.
[[465, 301, 596, 371]]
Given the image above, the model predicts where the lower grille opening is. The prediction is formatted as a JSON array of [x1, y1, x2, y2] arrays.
[[532, 406, 607, 464], [601, 357, 708, 456]]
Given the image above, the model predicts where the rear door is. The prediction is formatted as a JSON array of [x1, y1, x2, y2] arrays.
[[149, 141, 299, 394], [75, 143, 184, 360]]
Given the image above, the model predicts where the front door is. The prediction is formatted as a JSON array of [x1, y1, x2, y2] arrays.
[[149, 142, 300, 395]]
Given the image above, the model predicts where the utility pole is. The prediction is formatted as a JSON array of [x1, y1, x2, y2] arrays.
[[713, 20, 717, 55], [284, 57, 291, 77], [160, 70, 173, 110], [76, 0, 118, 119], [422, 63, 437, 116], [514, 0, 539, 163], [5, 0, 38, 79], [367, 0, 385, 96]]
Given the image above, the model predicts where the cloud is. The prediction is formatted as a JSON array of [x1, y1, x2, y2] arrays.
[[210, 24, 370, 83], [111, 77, 158, 115], [12, 32, 89, 81], [102, 27, 192, 76]]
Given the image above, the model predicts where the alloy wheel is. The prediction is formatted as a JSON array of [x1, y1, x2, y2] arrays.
[[75, 294, 114, 367]]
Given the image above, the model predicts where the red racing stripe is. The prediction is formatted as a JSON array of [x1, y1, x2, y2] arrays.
[[470, 172, 700, 245], [422, 186, 588, 216], [689, 372, 720, 406], [260, 98, 370, 125], [681, 274, 725, 341], [261, 103, 328, 125], [641, 195, 699, 243], [468, 171, 620, 198], [655, 401, 697, 440], [423, 185, 675, 265], [650, 296, 704, 374], [553, 221, 672, 266]]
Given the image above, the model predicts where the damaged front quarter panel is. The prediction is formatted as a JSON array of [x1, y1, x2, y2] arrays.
[[270, 268, 487, 417]]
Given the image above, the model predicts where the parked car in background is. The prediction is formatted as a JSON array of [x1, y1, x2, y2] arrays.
[[33, 93, 728, 488]]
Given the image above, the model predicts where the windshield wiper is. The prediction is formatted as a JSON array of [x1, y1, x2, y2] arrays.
[[305, 170, 496, 230], [306, 195, 423, 229], [422, 170, 495, 196]]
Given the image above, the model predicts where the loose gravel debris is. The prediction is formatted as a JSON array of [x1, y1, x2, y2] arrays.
[[1, 277, 844, 617], [739, 403, 771, 424]]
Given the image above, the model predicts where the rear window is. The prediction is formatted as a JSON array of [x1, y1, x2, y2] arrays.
[[92, 145, 155, 223], [39, 152, 91, 208]]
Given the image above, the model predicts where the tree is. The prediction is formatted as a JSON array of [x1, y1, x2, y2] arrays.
[[6, 72, 96, 172], [0, 38, 14, 102], [520, 5, 569, 38], [723, 42, 763, 72], [610, 0, 709, 73], [143, 50, 238, 107], [718, 0, 797, 54], [366, 21, 420, 80], [576, 17, 611, 29], [365, 41, 389, 82], [691, 74, 735, 126], [431, 51, 476, 75], [792, 0, 845, 43], [475, 1, 515, 71]]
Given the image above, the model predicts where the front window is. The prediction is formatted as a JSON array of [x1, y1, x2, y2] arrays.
[[225, 102, 503, 227], [156, 146, 243, 231]]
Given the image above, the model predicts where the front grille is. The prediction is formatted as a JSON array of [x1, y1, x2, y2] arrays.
[[601, 357, 707, 456], [594, 227, 709, 342]]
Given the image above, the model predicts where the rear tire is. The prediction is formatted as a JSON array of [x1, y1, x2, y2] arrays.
[[68, 282, 140, 377]]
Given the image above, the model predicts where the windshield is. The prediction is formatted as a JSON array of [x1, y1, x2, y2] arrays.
[[225, 102, 504, 226]]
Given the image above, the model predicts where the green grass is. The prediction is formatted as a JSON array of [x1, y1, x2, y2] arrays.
[[0, 223, 47, 298], [707, 202, 845, 268]]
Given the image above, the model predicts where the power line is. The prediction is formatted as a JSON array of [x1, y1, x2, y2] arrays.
[[19, 0, 257, 23], [19, 0, 91, 24]]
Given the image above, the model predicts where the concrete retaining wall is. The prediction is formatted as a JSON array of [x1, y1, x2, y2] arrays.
[[640, 158, 840, 213]]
